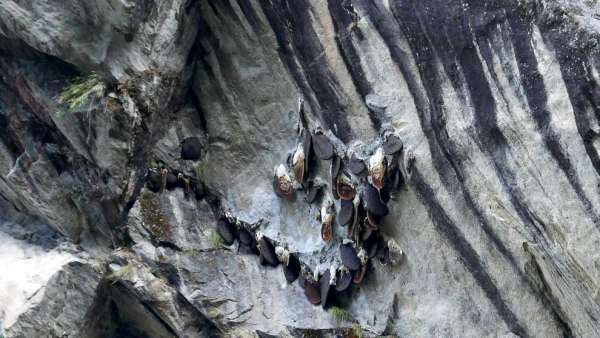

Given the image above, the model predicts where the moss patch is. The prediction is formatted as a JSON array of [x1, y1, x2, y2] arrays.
[[181, 248, 197, 257], [57, 72, 105, 116], [345, 324, 362, 338], [210, 230, 223, 248], [194, 161, 206, 181], [330, 306, 353, 323], [106, 263, 134, 283], [139, 192, 171, 240]]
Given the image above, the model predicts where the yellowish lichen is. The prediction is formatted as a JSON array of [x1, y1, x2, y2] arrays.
[[181, 248, 197, 256], [106, 263, 134, 283], [345, 324, 362, 338], [210, 230, 223, 248], [330, 306, 353, 323], [195, 161, 206, 181]]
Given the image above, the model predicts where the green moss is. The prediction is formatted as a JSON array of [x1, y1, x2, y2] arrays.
[[55, 109, 67, 119], [330, 306, 353, 323], [106, 263, 133, 283], [57, 72, 105, 116], [181, 248, 197, 256], [139, 192, 171, 240], [210, 230, 223, 248], [195, 162, 206, 181], [348, 324, 362, 338]]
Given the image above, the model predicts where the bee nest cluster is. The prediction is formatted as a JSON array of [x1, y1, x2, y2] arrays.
[[145, 165, 206, 201], [213, 102, 413, 310], [144, 136, 207, 199]]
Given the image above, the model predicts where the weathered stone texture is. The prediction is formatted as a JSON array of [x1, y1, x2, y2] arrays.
[[2, 0, 600, 337]]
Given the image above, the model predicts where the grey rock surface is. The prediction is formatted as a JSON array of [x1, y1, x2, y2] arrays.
[[1, 0, 600, 337], [4, 261, 101, 338]]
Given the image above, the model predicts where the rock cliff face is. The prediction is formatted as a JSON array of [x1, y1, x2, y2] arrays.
[[1, 0, 600, 337]]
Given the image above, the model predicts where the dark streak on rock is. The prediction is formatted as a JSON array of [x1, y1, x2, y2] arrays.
[[189, 91, 208, 132], [327, 0, 382, 130], [508, 15, 600, 231], [213, 0, 244, 28], [452, 23, 549, 242], [410, 169, 527, 338], [523, 245, 575, 338], [259, 0, 353, 142], [194, 17, 233, 113], [387, 0, 530, 260], [236, 0, 262, 34], [364, 1, 532, 335], [206, 0, 224, 23], [541, 24, 600, 178], [209, 0, 257, 44], [372, 0, 529, 279]]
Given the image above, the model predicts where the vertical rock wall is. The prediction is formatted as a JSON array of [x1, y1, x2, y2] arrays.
[[0, 0, 599, 337]]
